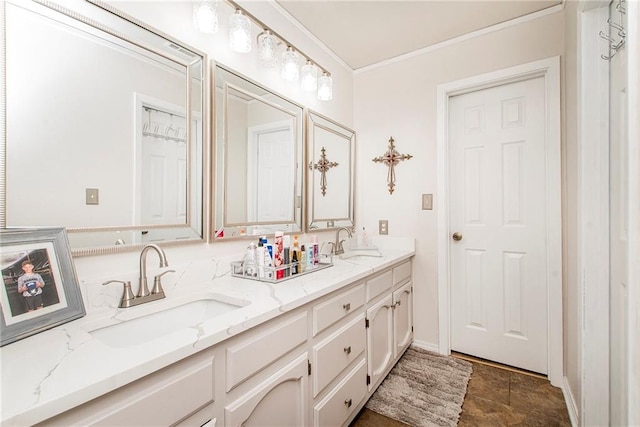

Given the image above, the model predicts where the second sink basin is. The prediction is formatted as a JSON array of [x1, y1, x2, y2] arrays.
[[88, 294, 248, 348]]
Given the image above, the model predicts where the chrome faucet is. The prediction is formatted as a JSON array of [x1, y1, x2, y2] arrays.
[[102, 243, 173, 308], [330, 227, 353, 255]]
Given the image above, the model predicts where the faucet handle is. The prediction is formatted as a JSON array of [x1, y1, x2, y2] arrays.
[[102, 280, 135, 308], [151, 270, 175, 295]]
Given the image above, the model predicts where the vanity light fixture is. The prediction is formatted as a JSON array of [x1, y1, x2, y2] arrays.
[[229, 9, 251, 53], [317, 72, 333, 101], [282, 46, 300, 82], [301, 61, 318, 91], [258, 30, 278, 68], [221, 0, 332, 100], [193, 0, 218, 34]]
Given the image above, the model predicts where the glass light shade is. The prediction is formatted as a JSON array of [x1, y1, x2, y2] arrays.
[[281, 47, 300, 82], [258, 30, 278, 68], [229, 10, 251, 53], [317, 72, 333, 101], [300, 61, 318, 91], [193, 0, 218, 34]]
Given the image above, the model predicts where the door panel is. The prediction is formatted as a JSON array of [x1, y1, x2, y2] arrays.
[[449, 77, 548, 374]]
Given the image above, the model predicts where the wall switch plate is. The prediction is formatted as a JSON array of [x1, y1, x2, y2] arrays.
[[86, 188, 99, 205], [422, 193, 433, 210], [379, 220, 388, 235]]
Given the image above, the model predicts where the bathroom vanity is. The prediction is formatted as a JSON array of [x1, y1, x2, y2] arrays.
[[0, 241, 414, 426]]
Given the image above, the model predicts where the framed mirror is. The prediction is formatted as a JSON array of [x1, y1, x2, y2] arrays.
[[306, 110, 355, 231], [213, 65, 304, 239], [1, 0, 208, 255]]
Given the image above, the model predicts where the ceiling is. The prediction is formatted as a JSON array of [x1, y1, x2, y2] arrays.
[[275, 0, 562, 70]]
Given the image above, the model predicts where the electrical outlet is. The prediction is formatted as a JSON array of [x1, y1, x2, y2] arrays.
[[379, 220, 388, 235], [422, 193, 433, 210]]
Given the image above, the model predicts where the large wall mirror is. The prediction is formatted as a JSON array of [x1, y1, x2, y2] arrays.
[[213, 65, 303, 239], [2, 0, 207, 255], [306, 111, 355, 231]]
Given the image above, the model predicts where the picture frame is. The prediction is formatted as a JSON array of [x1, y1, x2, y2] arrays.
[[0, 228, 85, 346]]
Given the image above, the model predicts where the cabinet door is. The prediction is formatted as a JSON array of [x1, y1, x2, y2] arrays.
[[225, 352, 309, 427], [366, 294, 394, 391], [393, 281, 413, 358]]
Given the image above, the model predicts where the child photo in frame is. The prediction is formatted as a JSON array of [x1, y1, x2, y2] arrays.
[[0, 228, 85, 346]]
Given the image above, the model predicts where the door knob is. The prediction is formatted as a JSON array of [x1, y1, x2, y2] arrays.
[[452, 232, 463, 241]]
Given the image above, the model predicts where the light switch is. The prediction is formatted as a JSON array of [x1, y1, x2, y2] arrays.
[[86, 188, 99, 205], [422, 194, 433, 210]]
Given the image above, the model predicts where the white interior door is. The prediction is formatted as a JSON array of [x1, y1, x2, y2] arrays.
[[141, 110, 187, 225], [608, 1, 629, 423], [247, 127, 293, 222], [449, 76, 549, 374]]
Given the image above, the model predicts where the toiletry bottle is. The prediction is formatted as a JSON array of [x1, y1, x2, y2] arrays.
[[299, 244, 306, 273], [264, 243, 274, 279], [307, 244, 314, 269], [274, 231, 284, 279], [256, 238, 265, 278], [312, 235, 319, 266], [243, 242, 257, 277], [293, 235, 301, 272], [283, 235, 291, 277], [291, 249, 298, 275]]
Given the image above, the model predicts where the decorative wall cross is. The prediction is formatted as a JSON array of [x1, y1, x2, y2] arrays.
[[372, 136, 413, 194], [309, 146, 338, 196]]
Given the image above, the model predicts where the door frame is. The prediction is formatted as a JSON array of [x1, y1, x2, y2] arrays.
[[436, 57, 562, 387], [579, 1, 640, 424]]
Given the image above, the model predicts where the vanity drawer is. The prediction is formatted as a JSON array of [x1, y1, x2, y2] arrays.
[[313, 284, 365, 336], [38, 351, 214, 426], [226, 312, 308, 392], [312, 313, 366, 397], [313, 358, 367, 427], [366, 270, 393, 302], [393, 260, 412, 286]]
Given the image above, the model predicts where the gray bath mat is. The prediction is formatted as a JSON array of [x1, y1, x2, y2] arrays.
[[365, 346, 473, 427]]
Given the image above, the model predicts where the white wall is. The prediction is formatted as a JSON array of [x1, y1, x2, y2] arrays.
[[353, 11, 565, 352]]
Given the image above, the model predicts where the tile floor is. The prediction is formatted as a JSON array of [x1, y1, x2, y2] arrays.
[[350, 353, 571, 426]]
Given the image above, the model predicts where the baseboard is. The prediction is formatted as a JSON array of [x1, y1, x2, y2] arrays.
[[411, 340, 440, 353], [562, 376, 579, 427]]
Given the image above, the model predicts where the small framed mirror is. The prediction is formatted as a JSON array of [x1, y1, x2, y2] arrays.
[[2, 0, 208, 255], [306, 111, 355, 231], [213, 65, 304, 239]]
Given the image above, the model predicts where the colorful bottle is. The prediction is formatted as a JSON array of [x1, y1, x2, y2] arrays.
[[299, 244, 306, 273]]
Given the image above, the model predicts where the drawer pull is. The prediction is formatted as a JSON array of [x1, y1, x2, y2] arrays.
[[344, 345, 352, 355], [343, 303, 351, 311], [345, 398, 353, 408]]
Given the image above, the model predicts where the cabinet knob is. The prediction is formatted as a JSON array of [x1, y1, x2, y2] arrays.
[[344, 398, 352, 408], [343, 345, 352, 355], [343, 303, 351, 311]]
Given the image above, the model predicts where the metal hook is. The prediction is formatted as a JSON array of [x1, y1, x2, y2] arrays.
[[607, 19, 626, 37], [616, 2, 626, 14]]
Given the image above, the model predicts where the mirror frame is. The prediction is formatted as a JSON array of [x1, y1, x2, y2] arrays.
[[305, 110, 356, 231], [1, 0, 210, 256], [212, 63, 305, 240]]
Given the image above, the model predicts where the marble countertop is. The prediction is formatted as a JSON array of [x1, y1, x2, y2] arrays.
[[0, 241, 414, 426]]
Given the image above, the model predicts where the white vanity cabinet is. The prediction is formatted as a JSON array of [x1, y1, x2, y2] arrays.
[[224, 352, 310, 426], [36, 349, 216, 427], [30, 257, 413, 427], [365, 260, 413, 391]]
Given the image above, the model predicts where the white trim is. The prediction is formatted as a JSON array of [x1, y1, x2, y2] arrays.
[[562, 376, 580, 427], [625, 1, 640, 424], [263, 0, 353, 73], [577, 3, 610, 425], [410, 340, 440, 354], [436, 57, 563, 386], [355, 4, 564, 74]]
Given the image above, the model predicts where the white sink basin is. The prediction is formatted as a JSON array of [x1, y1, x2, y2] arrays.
[[89, 294, 248, 348], [339, 248, 383, 260]]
